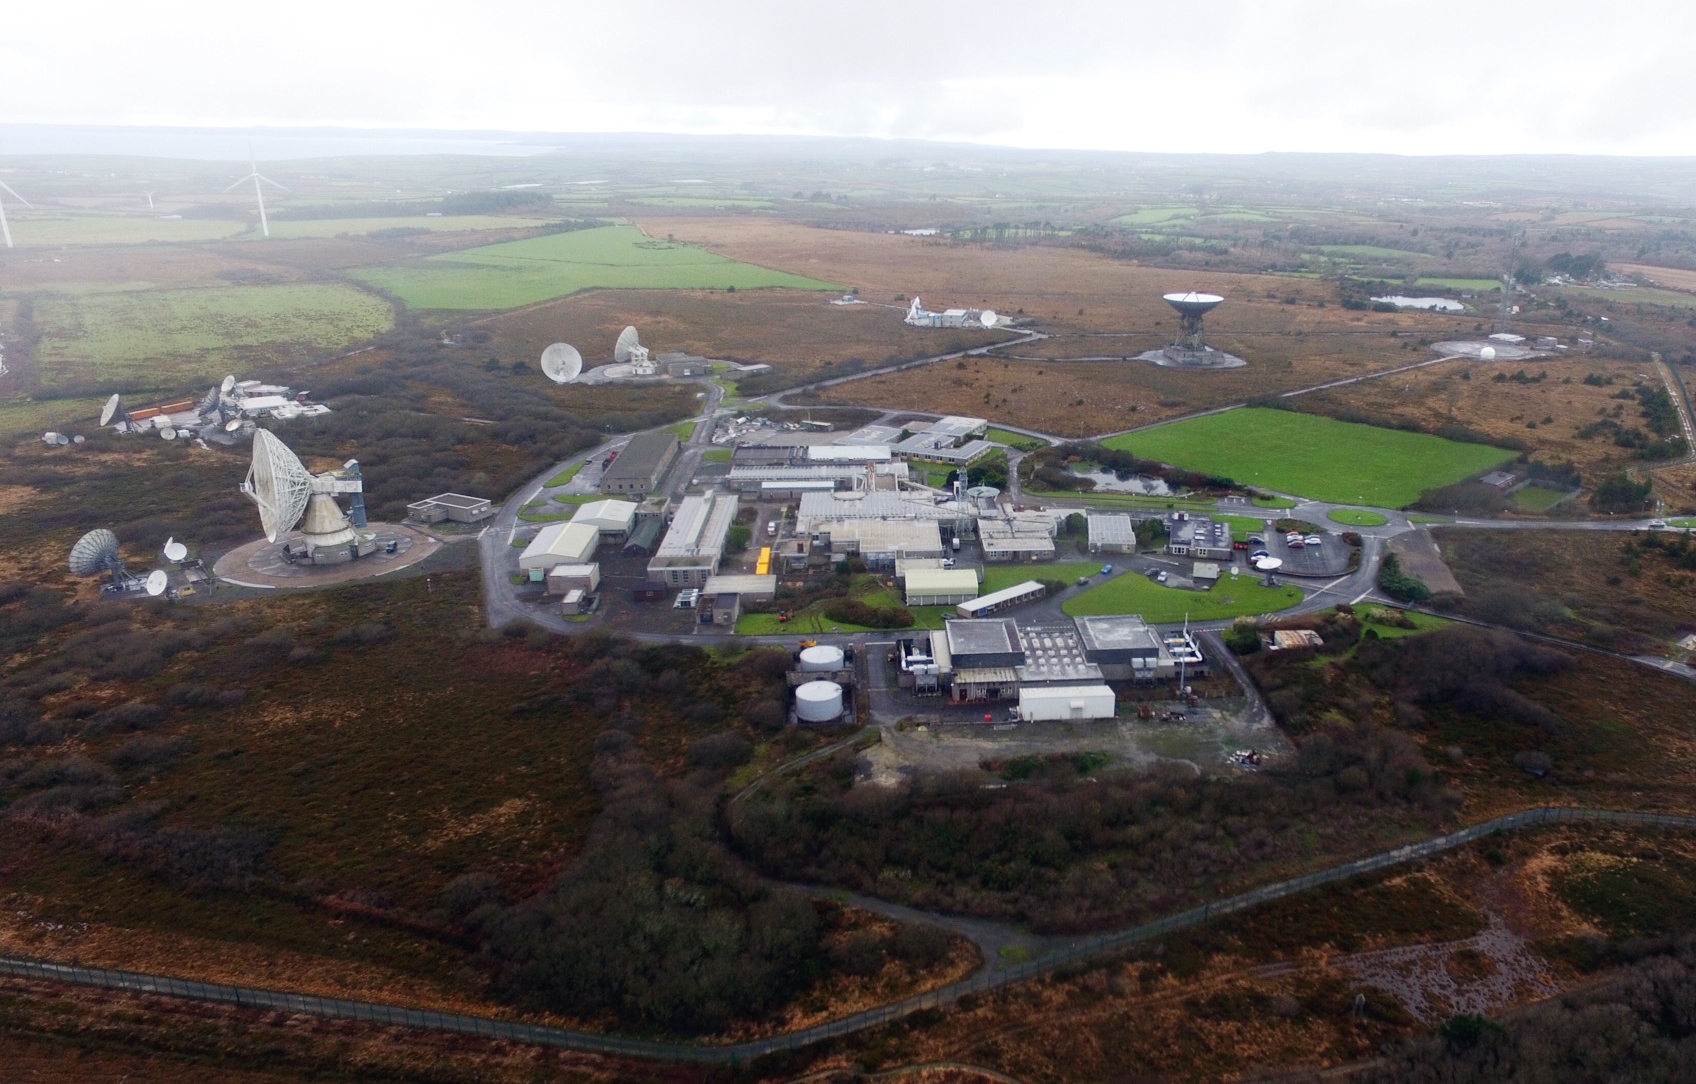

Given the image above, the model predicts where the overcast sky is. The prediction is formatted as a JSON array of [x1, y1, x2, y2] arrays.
[[5, 0, 1694, 156]]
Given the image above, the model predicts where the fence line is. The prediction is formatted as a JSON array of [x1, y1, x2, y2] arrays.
[[2, 806, 1692, 1066]]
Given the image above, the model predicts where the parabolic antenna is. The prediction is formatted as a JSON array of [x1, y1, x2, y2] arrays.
[[221, 374, 236, 395], [540, 342, 583, 384], [72, 435, 85, 444], [69, 528, 121, 577], [979, 309, 998, 328], [1253, 556, 1283, 572], [144, 569, 169, 597], [225, 418, 244, 433], [1162, 291, 1225, 315], [163, 537, 188, 562], [244, 428, 313, 543], [160, 427, 177, 440], [614, 325, 641, 364], [100, 393, 122, 426]]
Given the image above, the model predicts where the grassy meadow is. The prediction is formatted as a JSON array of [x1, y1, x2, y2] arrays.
[[1107, 408, 1515, 508], [1064, 568, 1302, 622], [31, 283, 394, 392], [351, 224, 838, 311]]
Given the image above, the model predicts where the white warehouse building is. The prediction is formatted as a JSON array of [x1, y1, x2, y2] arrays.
[[519, 522, 601, 577]]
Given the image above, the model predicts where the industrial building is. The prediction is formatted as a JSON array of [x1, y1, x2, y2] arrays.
[[1073, 615, 1163, 680], [945, 619, 1027, 669], [648, 492, 739, 586], [546, 563, 601, 596], [1087, 513, 1139, 554], [600, 431, 680, 496], [808, 518, 944, 566], [956, 580, 1046, 618], [519, 522, 601, 577], [569, 498, 638, 543], [405, 492, 494, 524], [1166, 513, 1233, 560], [891, 416, 995, 467], [622, 517, 665, 557], [796, 490, 967, 533], [1014, 685, 1116, 722], [1014, 624, 1104, 687], [978, 516, 1057, 561], [702, 573, 777, 600], [904, 568, 981, 606]]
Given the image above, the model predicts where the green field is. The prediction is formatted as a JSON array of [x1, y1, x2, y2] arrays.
[[1511, 485, 1572, 512], [1252, 495, 1298, 509], [1, 214, 244, 246], [32, 283, 395, 391], [1027, 488, 1220, 513], [1064, 570, 1302, 622], [1359, 608, 1452, 640], [1328, 508, 1390, 526], [350, 224, 838, 311], [1415, 277, 1502, 292], [982, 562, 1102, 593], [1217, 513, 1273, 540], [0, 396, 112, 439], [986, 427, 1047, 452], [1111, 207, 1196, 226], [702, 448, 733, 463], [1105, 408, 1515, 508], [544, 462, 585, 488], [1669, 518, 1696, 529], [267, 215, 556, 239]]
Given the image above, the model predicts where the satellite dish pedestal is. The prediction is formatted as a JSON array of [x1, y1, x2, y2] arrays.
[[241, 429, 365, 563]]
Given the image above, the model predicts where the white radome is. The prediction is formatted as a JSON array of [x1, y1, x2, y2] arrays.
[[1480, 346, 1497, 361]]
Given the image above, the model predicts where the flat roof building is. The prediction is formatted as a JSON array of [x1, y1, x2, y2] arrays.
[[837, 424, 904, 446], [944, 618, 1025, 670], [519, 522, 600, 574], [1074, 615, 1162, 680], [1016, 684, 1116, 722], [600, 431, 680, 496], [546, 562, 601, 596], [1014, 624, 1103, 686], [703, 573, 777, 599], [808, 518, 944, 566], [1167, 514, 1233, 560], [648, 492, 740, 587], [978, 517, 1057, 562], [797, 490, 958, 531], [904, 568, 982, 606], [807, 445, 891, 463], [570, 498, 638, 540], [956, 580, 1046, 618], [405, 492, 494, 524]]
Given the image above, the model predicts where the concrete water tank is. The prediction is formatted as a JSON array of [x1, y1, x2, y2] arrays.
[[798, 644, 845, 672], [795, 680, 844, 723]]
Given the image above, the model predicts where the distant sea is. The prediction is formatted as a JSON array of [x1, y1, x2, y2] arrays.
[[0, 124, 568, 160]]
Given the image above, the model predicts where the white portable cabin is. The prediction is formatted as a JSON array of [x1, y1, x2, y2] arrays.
[[1015, 685, 1116, 722]]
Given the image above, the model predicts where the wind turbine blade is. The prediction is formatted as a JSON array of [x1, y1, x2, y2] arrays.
[[255, 175, 291, 193], [0, 199, 12, 249], [254, 174, 269, 238], [0, 181, 30, 207], [223, 175, 255, 193]]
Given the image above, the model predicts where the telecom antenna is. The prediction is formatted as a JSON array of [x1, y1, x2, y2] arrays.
[[979, 309, 998, 328], [68, 528, 143, 591], [144, 570, 169, 597], [539, 342, 583, 384], [163, 537, 188, 563], [224, 144, 289, 238], [241, 428, 366, 560], [614, 325, 643, 364], [0, 178, 31, 249]]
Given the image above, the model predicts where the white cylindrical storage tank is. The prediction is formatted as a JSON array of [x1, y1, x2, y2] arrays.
[[795, 680, 844, 723], [798, 645, 845, 672]]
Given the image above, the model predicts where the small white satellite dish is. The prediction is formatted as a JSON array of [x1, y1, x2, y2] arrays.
[[221, 375, 236, 395], [163, 537, 187, 562], [225, 418, 244, 433], [144, 569, 169, 597], [540, 342, 583, 384], [57, 433, 72, 446], [72, 434, 86, 444], [161, 427, 177, 440], [100, 393, 122, 426], [979, 309, 998, 328]]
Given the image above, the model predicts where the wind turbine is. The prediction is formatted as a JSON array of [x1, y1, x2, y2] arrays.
[[225, 147, 288, 238], [143, 191, 155, 210], [0, 179, 30, 249]]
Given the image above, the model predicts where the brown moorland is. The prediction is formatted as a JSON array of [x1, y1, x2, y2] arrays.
[[471, 287, 997, 387]]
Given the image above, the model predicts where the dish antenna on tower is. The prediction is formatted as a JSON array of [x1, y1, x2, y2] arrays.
[[224, 145, 289, 238], [0, 179, 30, 249], [144, 570, 169, 597], [163, 537, 188, 562], [540, 342, 583, 384], [241, 428, 366, 560]]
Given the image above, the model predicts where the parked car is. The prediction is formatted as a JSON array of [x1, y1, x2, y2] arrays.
[[1287, 538, 1305, 548], [1305, 534, 1324, 546], [1251, 549, 1270, 561], [1650, 519, 1668, 529], [766, 520, 778, 537], [1100, 564, 1114, 575]]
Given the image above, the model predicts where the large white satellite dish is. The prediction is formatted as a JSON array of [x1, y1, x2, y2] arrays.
[[979, 309, 998, 328], [244, 428, 314, 543], [540, 342, 583, 384], [69, 529, 121, 577], [144, 569, 169, 597], [1253, 556, 1283, 572], [100, 393, 122, 426], [614, 325, 641, 364], [163, 537, 188, 562]]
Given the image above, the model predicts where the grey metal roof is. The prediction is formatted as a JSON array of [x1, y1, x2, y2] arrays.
[[603, 431, 677, 484], [1073, 615, 1160, 654], [945, 618, 1020, 657]]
